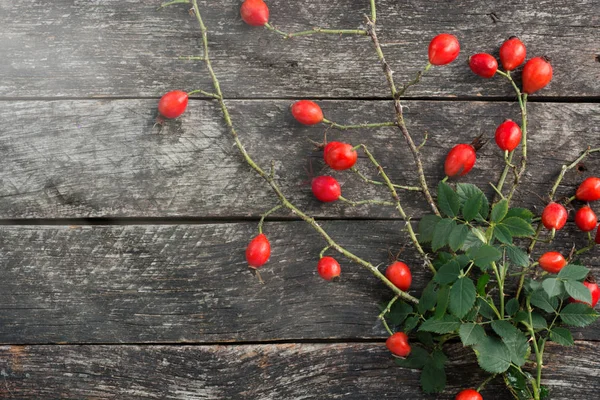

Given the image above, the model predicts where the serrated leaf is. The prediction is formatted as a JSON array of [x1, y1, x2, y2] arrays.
[[434, 285, 451, 319], [542, 278, 564, 298], [505, 245, 530, 268], [477, 274, 490, 296], [505, 366, 534, 400], [564, 280, 593, 304], [506, 208, 534, 221], [491, 199, 509, 222], [505, 298, 520, 316], [549, 327, 574, 346], [418, 214, 442, 244], [416, 331, 434, 347], [478, 297, 497, 320], [449, 224, 469, 252], [419, 315, 461, 334], [417, 281, 438, 314], [491, 320, 529, 366], [434, 260, 461, 285], [421, 360, 446, 394], [403, 315, 419, 332], [468, 244, 502, 270], [558, 264, 590, 281], [474, 336, 512, 373], [493, 225, 513, 244], [457, 183, 490, 221], [530, 290, 558, 313], [461, 230, 485, 251], [432, 219, 455, 251], [531, 312, 548, 330], [560, 303, 600, 327], [433, 252, 454, 269], [395, 346, 429, 368], [388, 301, 413, 326], [462, 192, 483, 222], [437, 182, 460, 217], [459, 323, 486, 346], [449, 277, 477, 318], [499, 217, 535, 237]]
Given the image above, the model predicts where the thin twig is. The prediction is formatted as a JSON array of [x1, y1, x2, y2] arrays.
[[265, 23, 367, 38], [351, 167, 422, 192], [322, 118, 397, 130]]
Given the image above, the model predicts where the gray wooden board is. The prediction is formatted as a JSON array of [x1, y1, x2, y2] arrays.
[[0, 0, 599, 98], [0, 222, 597, 344], [0, 342, 599, 399], [0, 99, 598, 219]]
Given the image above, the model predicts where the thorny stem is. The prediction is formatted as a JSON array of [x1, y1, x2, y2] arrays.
[[378, 295, 399, 335], [258, 204, 284, 234], [322, 118, 397, 130], [351, 167, 422, 192], [264, 23, 367, 38], [398, 63, 432, 97], [506, 94, 528, 203], [189, 0, 419, 304]]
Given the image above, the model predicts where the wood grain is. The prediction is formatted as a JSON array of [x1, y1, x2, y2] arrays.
[[0, 0, 598, 98], [0, 99, 598, 219], [1, 342, 599, 399]]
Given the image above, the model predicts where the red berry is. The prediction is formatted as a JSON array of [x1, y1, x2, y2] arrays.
[[494, 120, 522, 152], [522, 57, 553, 94], [317, 257, 341, 281], [291, 100, 324, 125], [456, 389, 483, 400], [311, 176, 341, 202], [575, 206, 598, 232], [596, 225, 600, 245], [245, 233, 271, 268], [576, 177, 600, 202], [569, 280, 600, 308], [538, 251, 567, 274], [240, 0, 269, 26], [444, 144, 476, 177], [541, 202, 568, 230], [428, 33, 460, 65], [499, 37, 526, 71], [386, 332, 411, 358], [158, 90, 188, 119], [469, 53, 498, 78], [324, 142, 358, 171], [385, 261, 412, 292]]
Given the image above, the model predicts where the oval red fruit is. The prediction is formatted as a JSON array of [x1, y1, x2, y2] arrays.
[[324, 142, 358, 171], [538, 251, 566, 274], [158, 90, 189, 119], [385, 261, 412, 291], [569, 280, 600, 308], [428, 33, 460, 65], [444, 144, 476, 177], [495, 119, 522, 152], [499, 37, 526, 71], [311, 176, 341, 202], [240, 0, 269, 26], [246, 233, 271, 268], [541, 202, 567, 230], [575, 206, 598, 232], [596, 225, 600, 245], [469, 53, 498, 78], [522, 57, 553, 94], [386, 332, 411, 358], [317, 257, 341, 281], [576, 177, 600, 202], [291, 100, 324, 125], [455, 389, 483, 400]]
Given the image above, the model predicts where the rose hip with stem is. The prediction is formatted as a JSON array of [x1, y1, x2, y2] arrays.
[[428, 33, 460, 65], [495, 119, 522, 152], [575, 206, 598, 232], [246, 233, 271, 268], [499, 37, 526, 71], [469, 53, 498, 78], [455, 389, 483, 400], [444, 144, 476, 178], [541, 202, 568, 230], [158, 90, 189, 119], [317, 256, 341, 281], [311, 176, 341, 202], [324, 141, 358, 171], [386, 332, 411, 358], [538, 251, 567, 274], [522, 56, 553, 94], [576, 177, 600, 202], [291, 100, 324, 125], [240, 0, 269, 26], [385, 261, 412, 291]]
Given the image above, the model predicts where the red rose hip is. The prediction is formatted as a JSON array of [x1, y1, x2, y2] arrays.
[[428, 33, 460, 65], [311, 176, 341, 202], [575, 206, 597, 232], [291, 100, 324, 125], [324, 142, 358, 171], [386, 332, 411, 357], [158, 90, 189, 119], [499, 37, 526, 71], [444, 144, 476, 177], [456, 389, 483, 400], [240, 0, 269, 26], [576, 177, 600, 202], [596, 225, 600, 245], [522, 57, 553, 94], [385, 261, 412, 291], [495, 119, 522, 152], [317, 256, 341, 281], [541, 202, 567, 230], [569, 280, 600, 308], [469, 53, 498, 78], [246, 233, 271, 268], [538, 251, 567, 274]]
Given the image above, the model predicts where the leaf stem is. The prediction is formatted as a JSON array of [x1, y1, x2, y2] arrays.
[[491, 261, 505, 319], [351, 167, 422, 191], [322, 118, 397, 130], [264, 23, 367, 38], [187, 89, 221, 98], [258, 204, 283, 234]]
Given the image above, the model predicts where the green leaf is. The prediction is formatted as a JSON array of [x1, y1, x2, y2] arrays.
[[491, 199, 509, 222], [459, 323, 486, 346], [560, 303, 600, 327], [417, 281, 438, 314], [418, 215, 442, 244], [505, 298, 520, 316], [530, 312, 548, 330], [421, 359, 446, 394], [468, 244, 502, 270], [474, 336, 512, 373], [499, 217, 535, 237], [403, 316, 419, 332], [493, 224, 513, 245], [491, 320, 529, 367], [457, 183, 489, 221], [478, 297, 497, 320], [449, 277, 477, 318], [506, 207, 534, 221], [395, 346, 429, 368], [542, 278, 564, 298], [461, 229, 485, 251], [558, 264, 590, 281], [432, 219, 455, 251], [505, 366, 534, 400], [449, 224, 469, 252], [462, 192, 483, 222], [433, 252, 454, 269], [549, 327, 574, 346], [388, 301, 413, 326], [434, 285, 451, 319], [505, 245, 530, 268], [564, 280, 593, 304], [530, 290, 558, 313], [477, 274, 490, 296], [437, 182, 460, 218], [416, 331, 435, 347], [419, 315, 461, 334], [434, 260, 461, 285]]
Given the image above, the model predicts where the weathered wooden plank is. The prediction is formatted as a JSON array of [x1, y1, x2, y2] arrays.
[[0, 99, 598, 219], [0, 222, 597, 344], [0, 0, 598, 98], [1, 342, 599, 399]]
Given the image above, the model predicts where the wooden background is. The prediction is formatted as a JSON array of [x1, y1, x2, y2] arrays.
[[0, 0, 599, 398]]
